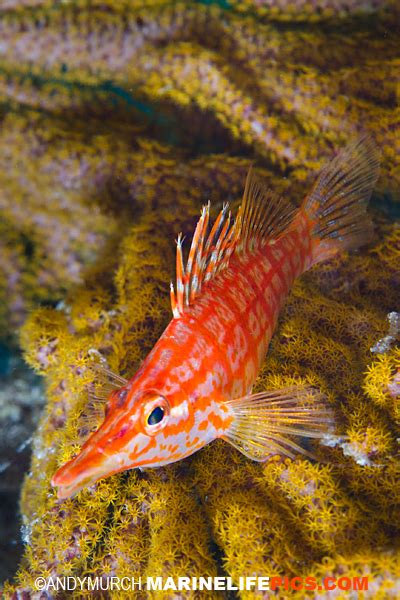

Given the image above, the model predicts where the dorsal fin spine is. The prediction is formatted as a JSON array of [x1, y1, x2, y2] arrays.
[[185, 204, 208, 306], [202, 202, 228, 259], [176, 234, 185, 315], [193, 206, 209, 300], [170, 168, 296, 318], [204, 212, 231, 282], [170, 282, 180, 318]]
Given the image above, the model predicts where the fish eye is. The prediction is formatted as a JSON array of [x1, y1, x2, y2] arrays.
[[147, 406, 165, 426], [142, 393, 170, 435]]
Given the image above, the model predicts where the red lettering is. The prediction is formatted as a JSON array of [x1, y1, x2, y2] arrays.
[[305, 576, 317, 591], [354, 576, 369, 591], [324, 577, 336, 591], [270, 577, 282, 591], [290, 577, 303, 591], [338, 577, 351, 591]]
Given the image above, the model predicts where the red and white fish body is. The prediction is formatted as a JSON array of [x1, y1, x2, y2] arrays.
[[52, 137, 380, 499]]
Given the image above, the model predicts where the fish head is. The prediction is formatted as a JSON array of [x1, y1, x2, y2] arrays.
[[51, 382, 233, 499]]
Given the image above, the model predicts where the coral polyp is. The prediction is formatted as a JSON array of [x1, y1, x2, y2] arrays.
[[3, 215, 398, 598]]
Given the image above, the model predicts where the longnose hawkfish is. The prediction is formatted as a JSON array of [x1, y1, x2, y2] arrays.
[[52, 137, 380, 499]]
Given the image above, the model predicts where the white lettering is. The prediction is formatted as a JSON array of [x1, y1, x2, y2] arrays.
[[147, 577, 163, 591]]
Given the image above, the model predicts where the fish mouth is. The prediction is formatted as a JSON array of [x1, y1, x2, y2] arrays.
[[51, 477, 93, 501], [51, 427, 155, 499], [51, 445, 126, 500]]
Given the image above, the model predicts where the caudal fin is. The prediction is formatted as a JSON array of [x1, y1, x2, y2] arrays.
[[302, 135, 380, 265]]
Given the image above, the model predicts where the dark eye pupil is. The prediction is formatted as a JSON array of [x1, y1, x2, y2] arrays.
[[147, 406, 165, 426]]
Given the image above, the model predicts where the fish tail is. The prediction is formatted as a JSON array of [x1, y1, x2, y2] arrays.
[[301, 135, 380, 265]]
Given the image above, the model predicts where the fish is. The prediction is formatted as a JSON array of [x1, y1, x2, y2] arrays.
[[51, 136, 380, 500]]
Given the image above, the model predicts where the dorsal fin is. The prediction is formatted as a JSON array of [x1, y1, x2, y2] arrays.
[[170, 168, 297, 318], [237, 167, 297, 251]]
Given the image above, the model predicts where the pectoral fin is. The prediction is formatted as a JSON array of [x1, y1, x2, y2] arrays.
[[223, 386, 334, 461]]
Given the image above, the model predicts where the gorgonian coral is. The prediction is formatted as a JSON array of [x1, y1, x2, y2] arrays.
[[0, 1, 399, 337], [1, 0, 399, 598], [0, 1, 399, 180], [0, 109, 255, 337]]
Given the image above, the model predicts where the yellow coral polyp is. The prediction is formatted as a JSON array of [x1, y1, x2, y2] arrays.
[[364, 348, 400, 425]]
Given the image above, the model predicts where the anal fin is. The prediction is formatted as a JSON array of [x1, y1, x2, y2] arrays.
[[223, 386, 334, 462]]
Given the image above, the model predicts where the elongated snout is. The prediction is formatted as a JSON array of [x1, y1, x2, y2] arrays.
[[51, 407, 154, 499], [51, 440, 121, 499]]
